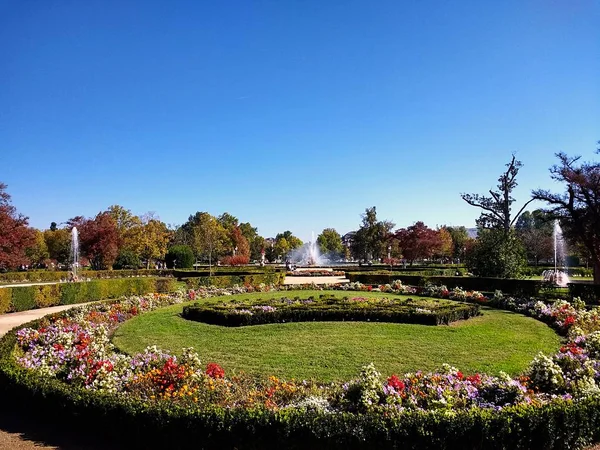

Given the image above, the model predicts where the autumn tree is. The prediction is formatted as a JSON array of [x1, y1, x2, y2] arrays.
[[44, 227, 71, 265], [128, 213, 171, 268], [533, 148, 600, 282], [239, 222, 265, 261], [78, 212, 119, 270], [435, 227, 454, 260], [445, 226, 470, 261], [317, 228, 344, 258], [461, 155, 533, 231], [26, 229, 50, 267], [395, 222, 443, 265], [187, 212, 227, 273], [0, 183, 36, 270], [221, 226, 251, 265], [350, 207, 395, 262]]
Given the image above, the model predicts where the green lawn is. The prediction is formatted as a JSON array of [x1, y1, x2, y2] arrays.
[[112, 290, 561, 382]]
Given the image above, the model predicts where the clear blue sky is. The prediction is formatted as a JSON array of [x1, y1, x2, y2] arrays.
[[1, 0, 599, 242]]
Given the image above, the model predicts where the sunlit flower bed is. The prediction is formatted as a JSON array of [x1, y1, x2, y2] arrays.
[[9, 282, 600, 417]]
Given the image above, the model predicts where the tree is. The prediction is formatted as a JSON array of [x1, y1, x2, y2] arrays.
[[435, 227, 453, 260], [514, 210, 554, 265], [79, 212, 119, 270], [274, 231, 303, 260], [127, 213, 171, 269], [465, 229, 526, 278], [239, 222, 265, 261], [189, 212, 227, 273], [0, 183, 36, 270], [350, 207, 395, 262], [445, 226, 470, 261], [532, 148, 600, 282], [26, 229, 49, 267], [317, 228, 344, 256], [221, 226, 250, 265], [44, 228, 71, 265], [107, 204, 141, 252], [461, 155, 534, 231], [395, 222, 443, 264], [113, 249, 141, 269], [165, 245, 194, 269]]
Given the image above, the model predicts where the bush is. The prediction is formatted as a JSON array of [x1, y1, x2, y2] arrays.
[[465, 229, 527, 278], [183, 272, 285, 289], [0, 289, 11, 314], [2, 278, 179, 312], [220, 255, 251, 266], [113, 249, 141, 270], [569, 283, 600, 305], [165, 245, 194, 269], [0, 269, 173, 284], [346, 273, 543, 296], [182, 295, 480, 327]]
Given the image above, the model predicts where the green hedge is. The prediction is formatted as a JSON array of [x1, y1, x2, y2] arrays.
[[182, 295, 480, 327], [0, 318, 599, 449], [569, 283, 600, 305], [174, 267, 284, 278], [183, 272, 286, 289], [0, 278, 178, 312], [347, 273, 543, 296], [0, 269, 174, 284]]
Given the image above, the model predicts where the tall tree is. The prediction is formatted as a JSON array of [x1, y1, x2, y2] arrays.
[[317, 228, 344, 256], [351, 207, 395, 262], [514, 210, 554, 265], [461, 155, 534, 231], [127, 213, 171, 268], [26, 229, 50, 267], [189, 212, 227, 273], [79, 212, 119, 270], [465, 229, 527, 278], [395, 222, 443, 264], [43, 228, 71, 266], [274, 231, 303, 260], [532, 149, 600, 282], [107, 204, 141, 251], [0, 183, 36, 270], [445, 226, 470, 261]]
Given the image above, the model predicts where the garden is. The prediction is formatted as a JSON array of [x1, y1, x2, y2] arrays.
[[3, 281, 600, 449]]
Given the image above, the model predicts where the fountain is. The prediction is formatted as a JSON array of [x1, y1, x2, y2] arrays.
[[70, 227, 80, 281], [288, 232, 327, 267], [542, 220, 570, 287]]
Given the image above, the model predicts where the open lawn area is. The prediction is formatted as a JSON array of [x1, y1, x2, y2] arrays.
[[112, 290, 561, 382]]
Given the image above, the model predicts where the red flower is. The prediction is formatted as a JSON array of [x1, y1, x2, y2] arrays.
[[564, 316, 576, 327], [206, 362, 225, 379], [188, 290, 196, 300], [456, 371, 464, 380], [466, 373, 481, 385], [387, 374, 405, 391]]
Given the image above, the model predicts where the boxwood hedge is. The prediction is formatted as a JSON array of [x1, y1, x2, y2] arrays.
[[0, 278, 178, 313], [182, 295, 480, 327]]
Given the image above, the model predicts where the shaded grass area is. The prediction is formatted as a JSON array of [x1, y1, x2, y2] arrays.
[[112, 290, 561, 382]]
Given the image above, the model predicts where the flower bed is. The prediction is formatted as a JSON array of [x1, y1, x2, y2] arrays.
[[182, 294, 480, 326], [2, 284, 600, 448], [286, 270, 346, 276]]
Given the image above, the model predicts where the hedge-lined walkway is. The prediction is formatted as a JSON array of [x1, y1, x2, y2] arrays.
[[0, 304, 78, 337]]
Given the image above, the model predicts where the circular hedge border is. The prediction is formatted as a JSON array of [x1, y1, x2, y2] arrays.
[[181, 294, 481, 326], [1, 285, 600, 449]]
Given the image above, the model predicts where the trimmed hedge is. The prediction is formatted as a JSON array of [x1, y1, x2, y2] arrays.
[[0, 278, 178, 313], [347, 273, 544, 296], [0, 269, 173, 284], [174, 267, 284, 278], [183, 272, 286, 289], [182, 295, 480, 326], [0, 318, 599, 449], [569, 283, 600, 305]]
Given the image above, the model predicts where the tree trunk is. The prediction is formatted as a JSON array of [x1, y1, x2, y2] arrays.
[[594, 260, 600, 285]]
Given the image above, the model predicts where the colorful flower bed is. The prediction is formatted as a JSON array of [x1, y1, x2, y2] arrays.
[[2, 282, 600, 448], [182, 293, 480, 326]]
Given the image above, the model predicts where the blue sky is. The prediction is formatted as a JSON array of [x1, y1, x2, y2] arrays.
[[1, 0, 599, 242]]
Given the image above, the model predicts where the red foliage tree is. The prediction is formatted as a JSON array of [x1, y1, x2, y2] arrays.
[[395, 222, 445, 265], [78, 212, 119, 270], [221, 226, 250, 265], [0, 183, 35, 270]]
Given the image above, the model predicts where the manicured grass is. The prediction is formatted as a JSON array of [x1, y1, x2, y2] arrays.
[[112, 290, 561, 382]]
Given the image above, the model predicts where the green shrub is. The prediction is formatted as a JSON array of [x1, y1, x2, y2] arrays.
[[165, 245, 195, 269], [34, 285, 61, 308], [11, 287, 37, 311], [182, 295, 480, 327], [0, 269, 173, 284], [113, 249, 141, 270], [183, 273, 285, 289], [569, 283, 600, 305], [0, 289, 11, 314]]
